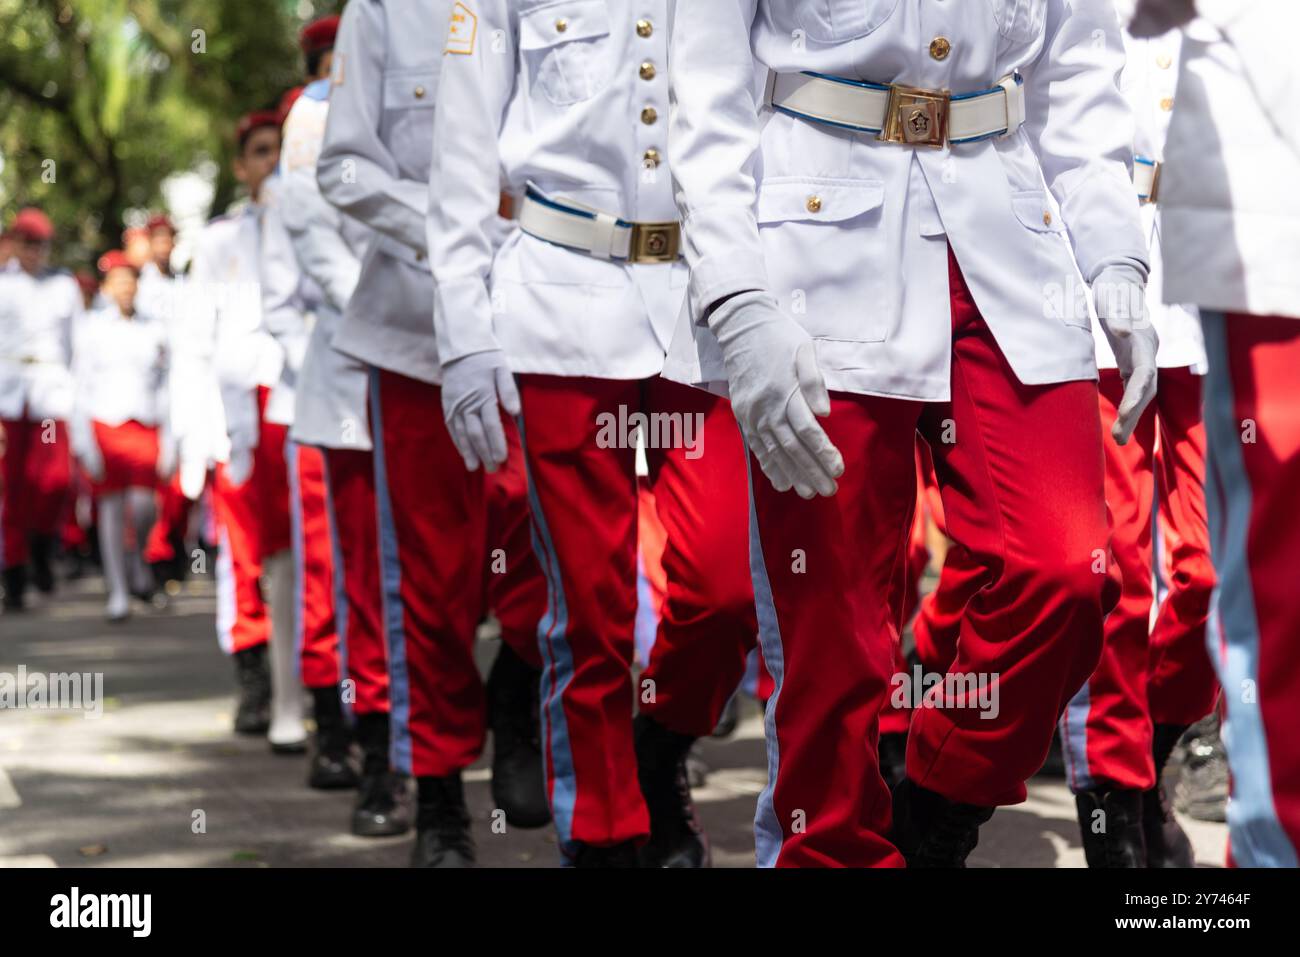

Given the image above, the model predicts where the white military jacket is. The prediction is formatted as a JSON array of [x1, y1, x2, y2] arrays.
[[663, 0, 1149, 402], [0, 267, 81, 421], [1094, 12, 1205, 373], [278, 79, 374, 451], [317, 0, 446, 385], [428, 0, 685, 379], [72, 304, 169, 428], [1160, 0, 1300, 321]]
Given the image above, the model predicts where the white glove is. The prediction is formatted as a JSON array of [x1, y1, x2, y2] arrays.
[[441, 350, 520, 474], [710, 291, 843, 499], [1094, 264, 1159, 446], [70, 416, 105, 483], [179, 454, 208, 501], [225, 447, 254, 487], [157, 432, 178, 481], [79, 442, 105, 484]]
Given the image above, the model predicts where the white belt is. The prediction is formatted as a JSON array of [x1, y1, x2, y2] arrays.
[[1135, 156, 1161, 205], [518, 187, 681, 263], [765, 71, 1026, 147]]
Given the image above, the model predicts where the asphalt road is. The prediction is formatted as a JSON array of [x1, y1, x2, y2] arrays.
[[0, 575, 1228, 868]]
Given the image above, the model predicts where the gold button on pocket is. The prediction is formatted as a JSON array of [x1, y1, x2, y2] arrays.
[[414, 85, 426, 99], [1160, 97, 1174, 111], [806, 196, 823, 214], [1157, 53, 1172, 69], [1042, 211, 1052, 227], [641, 106, 658, 125], [643, 148, 661, 168], [640, 61, 657, 81], [555, 18, 568, 33], [637, 18, 653, 38], [930, 37, 951, 61]]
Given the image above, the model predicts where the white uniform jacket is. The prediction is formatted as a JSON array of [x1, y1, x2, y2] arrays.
[[1094, 12, 1205, 373], [72, 304, 169, 428], [664, 0, 1150, 401], [428, 0, 685, 379], [316, 0, 446, 385], [0, 267, 81, 422], [1159, 0, 1300, 321], [179, 205, 280, 467], [259, 173, 314, 427], [279, 79, 374, 451]]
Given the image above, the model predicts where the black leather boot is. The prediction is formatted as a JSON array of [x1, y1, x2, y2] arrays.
[[634, 713, 710, 868], [29, 534, 56, 595], [307, 687, 359, 790], [570, 841, 641, 868], [351, 713, 411, 837], [891, 778, 995, 868], [878, 732, 908, 793], [2, 565, 28, 612], [486, 643, 550, 828], [1144, 722, 1194, 867], [232, 645, 272, 735], [1076, 787, 1147, 867], [410, 774, 474, 868]]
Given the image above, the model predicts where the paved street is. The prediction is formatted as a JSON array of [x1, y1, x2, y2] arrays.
[[0, 575, 1228, 868]]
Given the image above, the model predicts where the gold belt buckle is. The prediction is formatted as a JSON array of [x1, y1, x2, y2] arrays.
[[1143, 160, 1162, 205], [628, 221, 681, 263], [879, 84, 950, 148]]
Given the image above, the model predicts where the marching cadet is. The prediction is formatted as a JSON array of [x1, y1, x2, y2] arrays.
[[268, 20, 414, 835], [428, 0, 759, 868], [319, 0, 550, 867], [181, 111, 298, 743], [136, 213, 193, 590], [70, 251, 172, 622], [663, 0, 1153, 866], [1132, 0, 1300, 868], [1062, 5, 1219, 869], [260, 14, 356, 790], [0, 208, 80, 612]]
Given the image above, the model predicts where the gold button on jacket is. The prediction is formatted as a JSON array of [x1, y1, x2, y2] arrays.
[[930, 37, 951, 61]]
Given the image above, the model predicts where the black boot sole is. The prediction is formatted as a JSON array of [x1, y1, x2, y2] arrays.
[[352, 812, 411, 838]]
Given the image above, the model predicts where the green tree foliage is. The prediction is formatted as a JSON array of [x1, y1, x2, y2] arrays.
[[0, 0, 342, 265]]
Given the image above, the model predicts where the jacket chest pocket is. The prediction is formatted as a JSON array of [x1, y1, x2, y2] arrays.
[[758, 178, 890, 342], [519, 0, 614, 107], [772, 0, 899, 44], [986, 0, 1047, 43], [382, 69, 439, 178]]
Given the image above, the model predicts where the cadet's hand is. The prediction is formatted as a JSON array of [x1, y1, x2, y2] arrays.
[[78, 444, 106, 485], [1094, 264, 1159, 445], [441, 350, 520, 474], [710, 291, 843, 499], [1129, 0, 1195, 38]]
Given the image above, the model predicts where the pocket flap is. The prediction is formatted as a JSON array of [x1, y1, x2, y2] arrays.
[[520, 1, 612, 51], [383, 70, 439, 110], [1011, 189, 1065, 233], [757, 179, 885, 225]]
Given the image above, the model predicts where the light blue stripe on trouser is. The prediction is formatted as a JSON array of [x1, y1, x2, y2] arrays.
[[746, 457, 787, 868], [215, 526, 237, 654], [1200, 311, 1298, 867], [323, 458, 350, 712], [368, 369, 412, 774], [1060, 680, 1095, 792], [514, 413, 579, 854], [286, 439, 306, 680]]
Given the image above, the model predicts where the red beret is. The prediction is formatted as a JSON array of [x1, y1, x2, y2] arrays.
[[96, 250, 137, 276], [146, 213, 176, 234], [278, 86, 306, 124], [300, 15, 340, 55], [236, 110, 282, 148], [10, 208, 54, 242]]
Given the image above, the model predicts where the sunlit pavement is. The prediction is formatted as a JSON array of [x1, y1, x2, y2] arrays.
[[0, 577, 1227, 869]]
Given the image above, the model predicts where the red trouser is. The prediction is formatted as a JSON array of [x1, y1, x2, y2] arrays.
[[516, 375, 757, 850], [749, 250, 1115, 867], [1201, 311, 1300, 867], [288, 441, 339, 690], [1062, 367, 1218, 792], [323, 447, 389, 716], [211, 390, 291, 654], [1, 415, 71, 568], [144, 473, 193, 565], [370, 369, 543, 777]]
